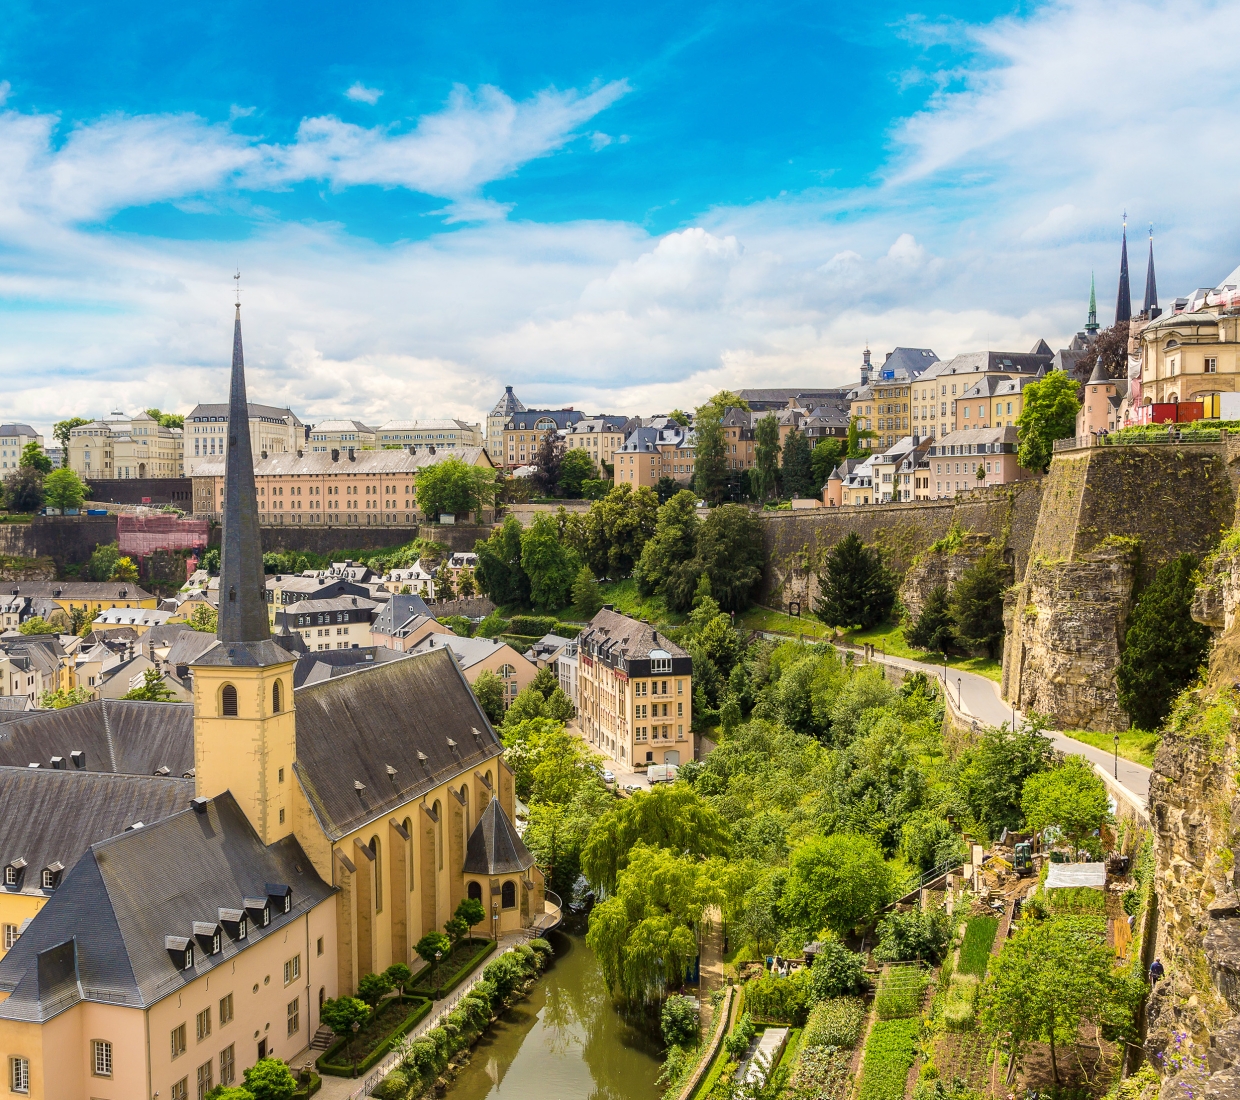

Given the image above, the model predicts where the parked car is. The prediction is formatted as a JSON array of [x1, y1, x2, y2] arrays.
[[601, 770, 615, 785]]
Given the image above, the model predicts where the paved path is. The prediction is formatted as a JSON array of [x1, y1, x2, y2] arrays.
[[697, 906, 725, 1032]]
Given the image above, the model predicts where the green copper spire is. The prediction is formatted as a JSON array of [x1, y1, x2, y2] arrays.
[[1086, 271, 1099, 334]]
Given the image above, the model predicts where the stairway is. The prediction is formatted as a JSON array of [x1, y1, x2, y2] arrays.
[[309, 1025, 334, 1051]]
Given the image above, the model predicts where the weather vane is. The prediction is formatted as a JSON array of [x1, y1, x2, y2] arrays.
[[233, 270, 242, 307]]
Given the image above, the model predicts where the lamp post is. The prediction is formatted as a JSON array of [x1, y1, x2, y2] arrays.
[[957, 676, 962, 708], [493, 901, 499, 944], [351, 1020, 360, 1078], [1114, 734, 1120, 779], [434, 949, 442, 994]]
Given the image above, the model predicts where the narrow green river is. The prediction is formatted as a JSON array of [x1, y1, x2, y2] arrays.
[[448, 931, 665, 1100]]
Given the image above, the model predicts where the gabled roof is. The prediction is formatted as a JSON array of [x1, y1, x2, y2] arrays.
[[291, 646, 411, 689], [164, 630, 219, 669], [0, 792, 331, 1021], [0, 767, 194, 897], [0, 700, 194, 776], [409, 633, 527, 672], [372, 592, 433, 636], [463, 798, 536, 875], [291, 647, 504, 840]]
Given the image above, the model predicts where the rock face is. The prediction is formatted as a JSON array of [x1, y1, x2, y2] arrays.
[[898, 533, 992, 622], [1004, 541, 1137, 731]]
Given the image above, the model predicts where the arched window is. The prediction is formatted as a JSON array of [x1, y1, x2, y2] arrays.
[[370, 836, 382, 912], [272, 680, 282, 714], [501, 881, 516, 909], [221, 684, 238, 717], [433, 800, 443, 870], [468, 880, 483, 901]]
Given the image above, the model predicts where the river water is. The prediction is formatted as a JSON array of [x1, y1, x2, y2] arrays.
[[448, 931, 665, 1100]]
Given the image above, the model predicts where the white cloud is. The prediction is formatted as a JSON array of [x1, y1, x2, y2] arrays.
[[229, 104, 256, 120], [590, 131, 612, 150], [345, 82, 384, 105]]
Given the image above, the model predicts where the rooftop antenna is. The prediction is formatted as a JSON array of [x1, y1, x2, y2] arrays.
[[233, 270, 242, 311]]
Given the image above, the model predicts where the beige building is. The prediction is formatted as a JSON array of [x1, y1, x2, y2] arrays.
[[500, 410, 585, 471], [67, 413, 184, 480], [926, 427, 1030, 497], [1, 581, 157, 616], [185, 402, 304, 476], [1137, 300, 1240, 407], [407, 634, 537, 708], [577, 609, 694, 768], [272, 596, 377, 651], [307, 420, 377, 451], [377, 420, 483, 452], [613, 424, 695, 489], [563, 417, 635, 474], [486, 387, 526, 455], [0, 426, 43, 474], [192, 446, 495, 527]]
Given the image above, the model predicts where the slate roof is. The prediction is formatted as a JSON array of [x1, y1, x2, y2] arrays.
[[187, 401, 304, 426], [875, 347, 940, 377], [164, 629, 220, 670], [0, 792, 332, 1020], [372, 593, 433, 636], [503, 410, 584, 432], [490, 386, 526, 417], [463, 798, 536, 875], [0, 700, 194, 776], [0, 581, 154, 602], [408, 633, 527, 672], [924, 350, 1052, 378], [291, 647, 503, 840], [0, 425, 38, 437], [578, 608, 689, 662], [292, 645, 411, 688], [0, 767, 194, 897]]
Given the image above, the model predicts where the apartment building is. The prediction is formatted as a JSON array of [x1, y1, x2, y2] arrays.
[[307, 420, 377, 451], [486, 386, 526, 453], [184, 402, 304, 476], [613, 424, 695, 489], [272, 595, 378, 651], [500, 410, 585, 470], [578, 608, 693, 768], [0, 426, 42, 473], [376, 419, 482, 451], [926, 426, 1029, 497], [191, 445, 495, 527], [67, 413, 184, 480], [563, 416, 636, 473]]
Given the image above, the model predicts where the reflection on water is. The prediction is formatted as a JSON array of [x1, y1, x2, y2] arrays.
[[448, 931, 664, 1100]]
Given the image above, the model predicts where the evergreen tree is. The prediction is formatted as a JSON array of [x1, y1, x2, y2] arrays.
[[815, 533, 895, 628], [474, 517, 531, 607], [752, 414, 780, 502], [810, 438, 844, 490], [781, 428, 813, 498], [1015, 370, 1081, 472], [572, 565, 604, 620], [1117, 552, 1210, 729], [693, 393, 739, 504], [906, 585, 955, 653], [948, 549, 1010, 658], [635, 490, 700, 611]]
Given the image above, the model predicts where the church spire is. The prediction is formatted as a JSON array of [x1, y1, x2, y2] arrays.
[[1142, 224, 1159, 317], [217, 282, 271, 645], [1115, 214, 1132, 325], [1086, 272, 1099, 334]]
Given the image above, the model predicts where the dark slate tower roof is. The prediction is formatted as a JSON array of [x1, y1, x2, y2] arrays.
[[197, 300, 293, 669], [463, 797, 535, 875], [1115, 219, 1132, 325], [1143, 228, 1159, 316]]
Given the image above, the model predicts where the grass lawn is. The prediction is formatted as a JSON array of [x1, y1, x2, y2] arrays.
[[737, 605, 835, 638], [596, 579, 687, 626], [1063, 727, 1160, 768]]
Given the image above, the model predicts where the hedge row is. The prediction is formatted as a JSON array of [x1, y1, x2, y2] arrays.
[[412, 939, 496, 999], [316, 997, 434, 1077]]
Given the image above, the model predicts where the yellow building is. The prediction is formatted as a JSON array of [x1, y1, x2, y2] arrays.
[[185, 400, 304, 477], [1138, 304, 1240, 406], [67, 412, 184, 480], [578, 608, 694, 767], [4, 581, 157, 616], [500, 410, 584, 470], [376, 419, 483, 452], [563, 417, 634, 473]]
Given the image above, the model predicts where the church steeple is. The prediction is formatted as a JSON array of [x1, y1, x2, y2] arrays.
[[1086, 272, 1099, 334], [218, 295, 271, 645], [1142, 225, 1159, 318], [1115, 215, 1132, 325]]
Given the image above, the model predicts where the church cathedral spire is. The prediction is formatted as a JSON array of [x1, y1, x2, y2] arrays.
[[1086, 272, 1099, 334], [1143, 225, 1159, 317], [1115, 215, 1132, 325]]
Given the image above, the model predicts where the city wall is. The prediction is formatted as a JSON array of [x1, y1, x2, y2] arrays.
[[206, 522, 491, 557]]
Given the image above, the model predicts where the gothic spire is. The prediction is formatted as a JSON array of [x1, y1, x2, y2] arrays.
[[217, 293, 271, 645], [1115, 214, 1132, 325], [1143, 225, 1158, 316], [1086, 272, 1099, 334]]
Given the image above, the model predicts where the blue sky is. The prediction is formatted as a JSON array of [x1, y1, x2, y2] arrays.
[[2, 0, 1239, 433]]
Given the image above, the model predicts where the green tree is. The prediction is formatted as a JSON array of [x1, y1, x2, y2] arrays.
[[502, 716, 599, 804], [471, 670, 506, 725], [384, 962, 412, 994], [86, 542, 121, 581], [1021, 756, 1112, 859], [808, 943, 868, 999], [19, 616, 59, 635], [654, 475, 680, 504], [900, 808, 964, 873], [474, 517, 531, 607], [693, 394, 738, 505], [52, 417, 90, 463], [905, 586, 955, 653], [241, 1059, 297, 1100], [416, 457, 498, 520], [415, 931, 452, 968], [635, 490, 701, 612], [318, 996, 371, 1067], [1015, 369, 1081, 472], [814, 533, 895, 628], [580, 484, 658, 580], [356, 970, 394, 1006], [520, 514, 581, 610], [948, 550, 1010, 658], [122, 668, 178, 701], [981, 918, 1131, 1086], [20, 442, 51, 474], [188, 604, 218, 633], [582, 784, 730, 895], [201, 548, 220, 574], [39, 686, 93, 708], [4, 467, 43, 513], [443, 914, 469, 949], [455, 897, 486, 945], [752, 414, 781, 502], [524, 783, 614, 897], [206, 1087, 255, 1100], [457, 568, 477, 597], [572, 565, 604, 620], [145, 408, 185, 429], [1117, 552, 1210, 729], [810, 438, 845, 490], [694, 504, 764, 612], [781, 428, 813, 498], [559, 449, 596, 498], [955, 717, 1055, 839], [780, 832, 892, 937], [530, 665, 559, 699], [531, 429, 565, 497], [668, 409, 691, 427], [661, 995, 700, 1047]]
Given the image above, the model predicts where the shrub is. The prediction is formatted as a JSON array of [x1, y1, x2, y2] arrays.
[[509, 614, 560, 637], [744, 969, 812, 1024], [242, 1058, 298, 1100], [809, 943, 868, 1001], [801, 997, 865, 1050], [527, 938, 554, 963], [439, 615, 474, 637], [356, 971, 394, 1007], [661, 994, 701, 1047], [874, 907, 951, 964], [371, 1068, 408, 1099], [477, 611, 509, 638], [723, 1011, 756, 1059]]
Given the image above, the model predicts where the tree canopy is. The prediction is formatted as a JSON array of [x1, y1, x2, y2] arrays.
[[752, 414, 780, 502], [781, 428, 813, 498], [1016, 369, 1081, 472], [815, 533, 895, 628], [1021, 756, 1112, 859], [416, 457, 497, 520]]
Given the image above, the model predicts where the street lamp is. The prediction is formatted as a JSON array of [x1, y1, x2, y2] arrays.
[[434, 949, 442, 993], [1114, 734, 1120, 779], [493, 901, 499, 943], [351, 1020, 360, 1077], [957, 676, 962, 708]]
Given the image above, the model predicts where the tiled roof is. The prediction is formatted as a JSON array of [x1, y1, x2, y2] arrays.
[[578, 608, 688, 662], [0, 581, 154, 601], [291, 646, 503, 840]]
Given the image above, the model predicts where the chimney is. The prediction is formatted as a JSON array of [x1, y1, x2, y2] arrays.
[[297, 449, 303, 458], [348, 448, 355, 461], [261, 450, 268, 459], [428, 445, 435, 455], [331, 449, 339, 462]]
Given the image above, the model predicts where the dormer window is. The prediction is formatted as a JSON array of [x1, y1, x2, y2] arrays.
[[243, 897, 270, 929], [41, 864, 62, 890], [4, 867, 14, 886], [165, 936, 194, 970]]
